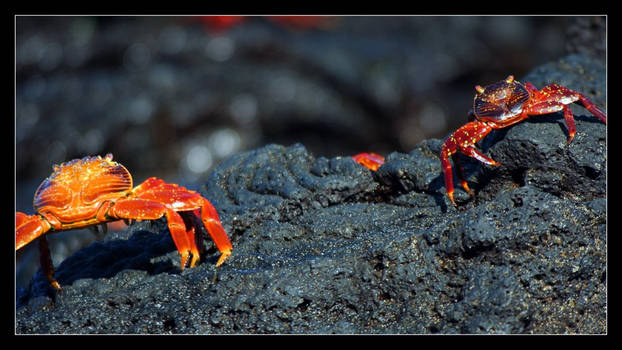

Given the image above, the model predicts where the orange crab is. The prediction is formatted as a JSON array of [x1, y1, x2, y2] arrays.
[[15, 154, 233, 290], [441, 75, 607, 206], [352, 152, 385, 171]]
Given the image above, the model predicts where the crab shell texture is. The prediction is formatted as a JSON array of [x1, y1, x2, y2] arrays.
[[472, 79, 531, 126], [32, 154, 133, 229]]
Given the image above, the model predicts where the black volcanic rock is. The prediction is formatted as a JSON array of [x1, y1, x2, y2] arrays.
[[16, 55, 606, 334]]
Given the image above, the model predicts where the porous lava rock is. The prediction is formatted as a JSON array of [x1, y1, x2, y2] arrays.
[[16, 55, 606, 334]]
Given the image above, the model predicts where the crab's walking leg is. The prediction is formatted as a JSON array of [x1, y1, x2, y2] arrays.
[[577, 94, 607, 124], [164, 208, 199, 269], [451, 154, 474, 198], [197, 198, 232, 266], [525, 100, 579, 143], [38, 235, 61, 290], [181, 211, 205, 256], [537, 84, 607, 124], [129, 177, 232, 267], [441, 121, 498, 206], [109, 199, 200, 270], [527, 84, 607, 143], [17, 212, 61, 289]]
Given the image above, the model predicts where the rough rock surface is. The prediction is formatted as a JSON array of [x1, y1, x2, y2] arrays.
[[16, 16, 603, 288], [16, 55, 606, 334]]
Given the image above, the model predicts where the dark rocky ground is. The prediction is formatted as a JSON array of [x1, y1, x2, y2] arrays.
[[15, 54, 606, 334], [16, 15, 605, 289]]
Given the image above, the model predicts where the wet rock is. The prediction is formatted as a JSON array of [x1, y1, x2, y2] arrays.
[[16, 55, 606, 334]]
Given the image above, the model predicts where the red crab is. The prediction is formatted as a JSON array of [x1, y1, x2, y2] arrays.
[[352, 152, 385, 171], [441, 75, 607, 206], [15, 154, 233, 290]]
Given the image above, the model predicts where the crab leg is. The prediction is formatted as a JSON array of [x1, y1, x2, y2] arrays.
[[164, 208, 199, 269], [181, 212, 204, 256], [131, 177, 233, 266], [537, 84, 607, 124], [441, 121, 498, 206], [108, 199, 200, 269], [196, 198, 232, 266], [526, 84, 607, 143], [525, 100, 578, 143], [38, 235, 61, 290], [577, 94, 607, 124], [16, 212, 53, 250], [451, 154, 474, 198]]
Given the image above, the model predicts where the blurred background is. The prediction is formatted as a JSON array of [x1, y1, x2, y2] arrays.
[[15, 15, 606, 288]]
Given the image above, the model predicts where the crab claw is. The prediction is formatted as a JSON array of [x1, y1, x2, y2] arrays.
[[16, 212, 52, 250]]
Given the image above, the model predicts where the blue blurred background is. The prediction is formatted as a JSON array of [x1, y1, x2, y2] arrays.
[[15, 15, 606, 288]]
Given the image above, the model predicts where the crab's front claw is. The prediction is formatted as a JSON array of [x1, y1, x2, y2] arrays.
[[16, 212, 52, 250]]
